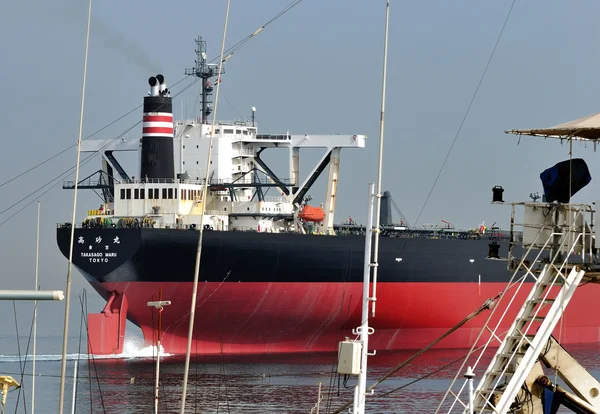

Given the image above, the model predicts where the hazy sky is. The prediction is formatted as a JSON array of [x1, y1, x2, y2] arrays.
[[2, 0, 600, 346]]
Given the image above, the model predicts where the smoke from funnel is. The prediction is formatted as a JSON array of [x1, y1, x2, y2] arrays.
[[92, 19, 160, 73], [58, 2, 160, 73]]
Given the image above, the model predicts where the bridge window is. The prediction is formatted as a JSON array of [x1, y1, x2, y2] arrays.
[[140, 189, 145, 199], [162, 188, 167, 199], [120, 189, 125, 199], [174, 189, 178, 199], [134, 189, 139, 199], [148, 189, 153, 199], [126, 189, 131, 199], [224, 129, 234, 134], [154, 189, 159, 199], [168, 188, 173, 199]]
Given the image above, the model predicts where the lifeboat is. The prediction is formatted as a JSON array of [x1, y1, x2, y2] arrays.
[[298, 205, 325, 222]]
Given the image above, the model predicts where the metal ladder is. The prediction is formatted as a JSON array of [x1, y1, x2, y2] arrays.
[[471, 262, 585, 413]]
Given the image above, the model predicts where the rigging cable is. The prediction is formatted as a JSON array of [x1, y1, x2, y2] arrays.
[[0, 78, 199, 228], [208, 0, 304, 65], [0, 0, 304, 193], [0, 75, 191, 191], [180, 1, 231, 407], [12, 300, 27, 414], [74, 293, 85, 414], [11, 301, 26, 414], [402, 0, 517, 231], [0, 0, 303, 210], [329, 295, 500, 414], [376, 331, 510, 400], [17, 306, 38, 414], [80, 292, 107, 413]]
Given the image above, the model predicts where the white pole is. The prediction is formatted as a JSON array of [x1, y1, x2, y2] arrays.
[[59, 0, 92, 411], [316, 382, 322, 414], [147, 300, 170, 414], [31, 201, 40, 414], [0, 291, 64, 301], [155, 336, 161, 414], [71, 360, 78, 414], [465, 366, 475, 414], [180, 2, 230, 412], [354, 183, 376, 414], [370, 0, 391, 318]]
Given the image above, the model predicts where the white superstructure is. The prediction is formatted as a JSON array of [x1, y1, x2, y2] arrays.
[[65, 39, 366, 234], [72, 116, 365, 233]]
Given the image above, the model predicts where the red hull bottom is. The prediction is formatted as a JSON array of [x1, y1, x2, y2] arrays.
[[88, 281, 600, 355]]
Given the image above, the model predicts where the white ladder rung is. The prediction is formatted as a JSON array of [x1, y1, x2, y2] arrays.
[[520, 316, 545, 323], [529, 298, 555, 305]]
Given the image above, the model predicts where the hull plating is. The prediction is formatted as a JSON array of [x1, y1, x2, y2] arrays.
[[88, 281, 600, 355], [57, 227, 600, 354]]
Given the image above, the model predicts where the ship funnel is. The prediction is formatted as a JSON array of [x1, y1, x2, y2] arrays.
[[156, 74, 167, 94], [148, 76, 159, 96], [141, 75, 175, 181]]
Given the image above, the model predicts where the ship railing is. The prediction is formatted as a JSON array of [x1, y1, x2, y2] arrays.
[[120, 178, 203, 185], [255, 134, 291, 141], [174, 119, 254, 127], [215, 120, 254, 127], [57, 221, 219, 230], [230, 226, 290, 233], [232, 149, 255, 157], [86, 209, 114, 216], [203, 210, 225, 216], [261, 196, 287, 203], [117, 178, 271, 186]]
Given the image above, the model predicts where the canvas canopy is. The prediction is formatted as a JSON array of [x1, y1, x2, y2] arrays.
[[505, 111, 600, 141]]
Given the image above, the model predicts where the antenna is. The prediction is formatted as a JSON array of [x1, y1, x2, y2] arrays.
[[184, 36, 225, 124]]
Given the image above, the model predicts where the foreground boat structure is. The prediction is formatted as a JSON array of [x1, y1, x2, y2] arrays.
[[437, 114, 600, 414]]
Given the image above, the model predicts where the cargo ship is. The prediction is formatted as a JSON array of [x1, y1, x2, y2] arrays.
[[56, 37, 600, 355]]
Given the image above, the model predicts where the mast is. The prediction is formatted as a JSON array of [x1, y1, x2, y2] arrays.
[[353, 1, 390, 413], [31, 201, 40, 414], [180, 3, 231, 412], [58, 0, 92, 411], [184, 36, 225, 124], [370, 0, 390, 318], [353, 183, 376, 414]]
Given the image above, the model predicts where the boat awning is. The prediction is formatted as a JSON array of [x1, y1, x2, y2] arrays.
[[505, 111, 600, 141]]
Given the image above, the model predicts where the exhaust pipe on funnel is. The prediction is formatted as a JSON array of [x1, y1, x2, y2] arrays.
[[148, 76, 159, 96], [156, 74, 167, 95]]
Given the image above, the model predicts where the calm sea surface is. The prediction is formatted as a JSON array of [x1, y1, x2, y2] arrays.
[[1, 335, 599, 413]]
